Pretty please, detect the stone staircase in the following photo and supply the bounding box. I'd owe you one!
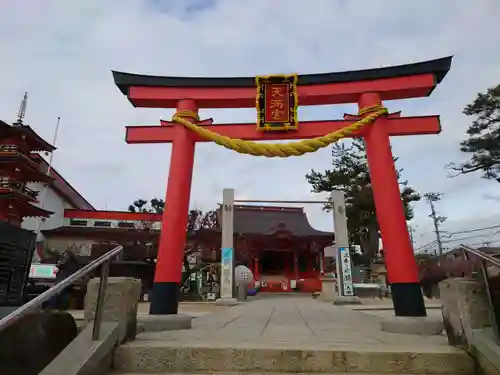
[111,340,474,374]
[109,294,475,375]
[31,276,485,375]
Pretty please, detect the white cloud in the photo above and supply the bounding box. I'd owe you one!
[1,0,499,239]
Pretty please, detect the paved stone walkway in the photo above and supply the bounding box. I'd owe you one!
[136,295,450,349]
[69,301,220,320]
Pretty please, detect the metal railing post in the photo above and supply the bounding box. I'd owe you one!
[92,260,110,341]
[460,249,474,277]
[479,258,500,342]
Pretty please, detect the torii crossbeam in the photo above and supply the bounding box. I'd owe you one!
[113,56,452,317]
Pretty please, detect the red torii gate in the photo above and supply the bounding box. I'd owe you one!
[112,56,452,317]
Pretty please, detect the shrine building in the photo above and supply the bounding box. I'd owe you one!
[199,205,332,293]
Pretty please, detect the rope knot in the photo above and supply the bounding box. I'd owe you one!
[174,110,200,122]
[358,104,388,117]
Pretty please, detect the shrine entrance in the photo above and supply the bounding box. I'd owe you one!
[260,251,287,275]
[113,56,452,317]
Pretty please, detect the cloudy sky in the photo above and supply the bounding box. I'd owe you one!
[1,0,499,251]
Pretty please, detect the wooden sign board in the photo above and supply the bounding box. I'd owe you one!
[256,74,298,132]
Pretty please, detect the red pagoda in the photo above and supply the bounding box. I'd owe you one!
[0,93,54,226]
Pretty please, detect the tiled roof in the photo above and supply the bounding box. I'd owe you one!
[220,205,333,238]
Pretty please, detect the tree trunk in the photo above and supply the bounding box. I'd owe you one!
[359,226,379,282]
[182,253,191,285]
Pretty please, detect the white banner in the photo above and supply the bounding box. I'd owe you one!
[339,247,354,296]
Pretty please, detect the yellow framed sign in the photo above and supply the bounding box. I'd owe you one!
[255,74,298,132]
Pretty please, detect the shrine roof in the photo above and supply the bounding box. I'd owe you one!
[112,56,452,95]
[0,120,56,152]
[222,205,333,238]
[31,154,95,211]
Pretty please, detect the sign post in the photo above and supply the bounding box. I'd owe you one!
[331,190,360,304]
[216,188,238,306]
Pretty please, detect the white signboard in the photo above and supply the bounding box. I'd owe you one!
[339,247,354,296]
[29,264,58,279]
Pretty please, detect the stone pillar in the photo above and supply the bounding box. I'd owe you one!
[216,188,238,306]
[439,277,492,346]
[84,277,141,343]
[319,250,325,275]
[320,277,337,301]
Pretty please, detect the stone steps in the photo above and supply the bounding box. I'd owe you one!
[113,341,474,374]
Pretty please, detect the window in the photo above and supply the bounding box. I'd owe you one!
[117,222,135,228]
[94,221,112,227]
[69,219,87,226]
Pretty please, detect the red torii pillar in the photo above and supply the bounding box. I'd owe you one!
[112,56,452,316]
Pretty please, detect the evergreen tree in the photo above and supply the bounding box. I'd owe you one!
[449,84,500,178]
[128,198,218,284]
[306,139,420,269]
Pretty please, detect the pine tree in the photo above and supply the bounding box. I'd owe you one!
[449,84,500,178]
[306,139,420,269]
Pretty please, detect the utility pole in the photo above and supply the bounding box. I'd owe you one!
[407,224,416,249]
[424,192,447,256]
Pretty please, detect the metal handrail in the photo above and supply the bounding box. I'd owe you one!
[460,244,500,268]
[460,244,500,341]
[0,245,123,340]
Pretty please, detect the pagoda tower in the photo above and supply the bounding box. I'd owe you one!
[0,93,55,226]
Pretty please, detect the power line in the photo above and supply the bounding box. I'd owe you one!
[461,239,500,248]
[442,224,500,236]
[442,231,500,243]
[415,240,437,251]
[415,223,500,250]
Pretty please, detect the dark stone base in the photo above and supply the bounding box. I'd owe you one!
[149,282,180,315]
[391,282,427,317]
[0,311,77,375]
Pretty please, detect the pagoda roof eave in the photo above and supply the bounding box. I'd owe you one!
[23,205,53,218]
[0,120,56,152]
[0,155,54,183]
[0,198,53,218]
[112,56,452,95]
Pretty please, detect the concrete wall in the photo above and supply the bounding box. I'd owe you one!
[22,182,75,233]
